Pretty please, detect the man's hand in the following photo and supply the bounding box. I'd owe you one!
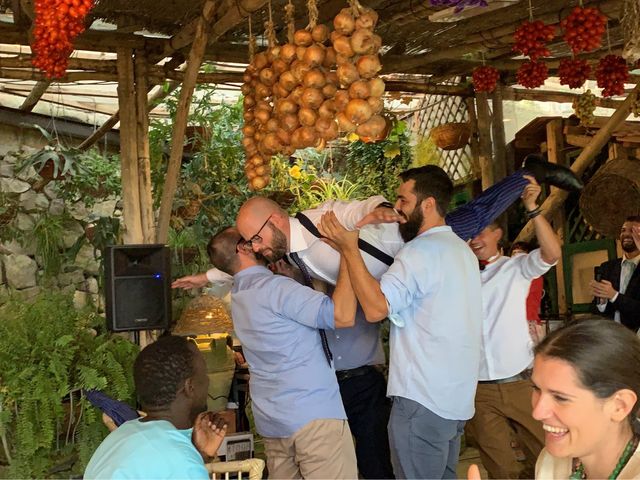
[192,411,228,460]
[319,212,359,252]
[171,273,209,290]
[521,175,541,211]
[355,207,406,229]
[633,225,640,252]
[467,464,482,480]
[589,279,618,301]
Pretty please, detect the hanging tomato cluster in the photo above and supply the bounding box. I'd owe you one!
[595,54,629,97]
[31,0,94,78]
[561,6,607,54]
[512,21,555,61]
[558,59,591,89]
[471,66,500,93]
[517,61,548,89]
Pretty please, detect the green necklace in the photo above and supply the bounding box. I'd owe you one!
[569,435,639,480]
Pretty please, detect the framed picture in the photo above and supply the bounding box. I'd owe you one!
[562,238,617,313]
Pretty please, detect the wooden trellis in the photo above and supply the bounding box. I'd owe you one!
[414,79,477,185]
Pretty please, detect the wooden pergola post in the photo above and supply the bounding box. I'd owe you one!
[156,0,217,243]
[464,96,481,178]
[135,53,155,243]
[476,92,494,189]
[491,84,507,183]
[514,82,640,243]
[116,47,144,244]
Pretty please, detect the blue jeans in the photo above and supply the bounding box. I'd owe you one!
[388,397,466,480]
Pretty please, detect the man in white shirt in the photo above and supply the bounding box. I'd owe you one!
[465,175,561,479]
[319,165,483,480]
[590,216,640,332]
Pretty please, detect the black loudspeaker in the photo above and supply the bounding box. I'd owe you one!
[104,244,171,332]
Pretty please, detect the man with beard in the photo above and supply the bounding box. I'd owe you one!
[84,335,227,479]
[590,215,640,332]
[207,226,358,479]
[229,158,580,479]
[318,165,482,479]
[175,156,582,479]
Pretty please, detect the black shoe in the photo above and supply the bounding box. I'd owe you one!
[523,154,584,192]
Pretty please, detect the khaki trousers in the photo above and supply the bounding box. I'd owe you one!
[466,380,544,479]
[263,418,357,479]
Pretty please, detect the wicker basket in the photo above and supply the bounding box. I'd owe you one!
[429,122,471,150]
[580,157,640,238]
[173,294,233,336]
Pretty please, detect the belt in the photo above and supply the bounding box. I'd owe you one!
[336,365,376,382]
[478,370,531,385]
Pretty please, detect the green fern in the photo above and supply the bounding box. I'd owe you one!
[0,292,138,477]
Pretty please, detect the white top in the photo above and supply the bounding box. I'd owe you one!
[380,226,483,420]
[288,196,404,283]
[479,250,555,381]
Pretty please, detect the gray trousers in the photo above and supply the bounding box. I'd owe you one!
[388,396,466,480]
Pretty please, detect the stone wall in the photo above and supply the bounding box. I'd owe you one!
[0,125,120,310]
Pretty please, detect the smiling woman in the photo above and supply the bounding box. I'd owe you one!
[531,320,640,480]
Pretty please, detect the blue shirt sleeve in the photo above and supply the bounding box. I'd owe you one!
[275,276,336,330]
[379,240,438,327]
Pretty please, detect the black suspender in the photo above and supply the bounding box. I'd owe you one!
[295,212,394,267]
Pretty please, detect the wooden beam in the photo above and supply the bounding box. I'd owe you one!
[476,92,494,189]
[77,81,180,151]
[383,81,473,96]
[156,0,217,243]
[135,53,155,244]
[18,80,50,111]
[0,23,247,61]
[116,48,144,244]
[565,134,592,148]
[0,66,244,83]
[502,87,624,109]
[491,84,507,183]
[163,0,217,55]
[514,83,640,243]
[464,96,481,177]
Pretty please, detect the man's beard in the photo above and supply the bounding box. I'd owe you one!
[622,237,637,253]
[263,224,288,262]
[398,207,424,242]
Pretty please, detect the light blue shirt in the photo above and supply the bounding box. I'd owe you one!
[380,226,482,421]
[231,265,347,438]
[84,419,208,479]
[325,308,385,371]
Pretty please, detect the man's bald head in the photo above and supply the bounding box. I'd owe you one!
[236,196,291,263]
[236,197,287,241]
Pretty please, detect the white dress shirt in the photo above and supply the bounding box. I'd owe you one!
[478,249,555,381]
[380,226,483,421]
[289,196,404,284]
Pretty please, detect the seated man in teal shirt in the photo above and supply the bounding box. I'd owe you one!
[84,335,227,479]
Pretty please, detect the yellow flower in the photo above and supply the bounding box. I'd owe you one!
[288,165,302,179]
[347,132,360,142]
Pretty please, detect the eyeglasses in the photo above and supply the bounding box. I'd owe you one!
[247,215,272,245]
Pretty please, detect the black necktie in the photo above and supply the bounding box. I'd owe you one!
[289,251,333,366]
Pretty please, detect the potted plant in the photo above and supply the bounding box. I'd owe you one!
[16,125,85,191]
